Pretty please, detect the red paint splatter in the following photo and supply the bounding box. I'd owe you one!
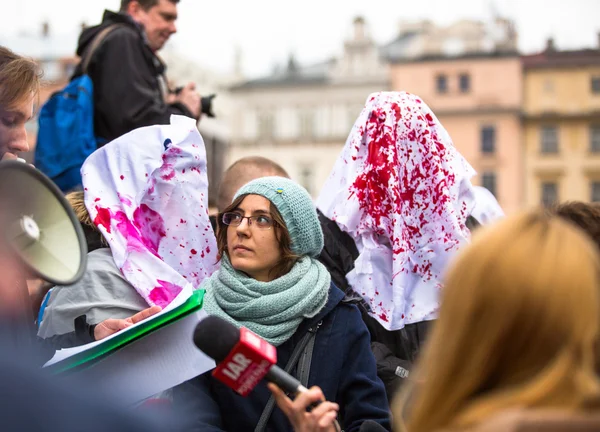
[180,219,186,224]
[378,312,389,322]
[94,198,101,202]
[191,249,197,255]
[149,280,182,308]
[206,246,211,254]
[94,206,112,233]
[120,175,125,180]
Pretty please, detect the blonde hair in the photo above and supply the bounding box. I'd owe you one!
[397,209,600,432]
[65,191,94,227]
[0,46,41,110]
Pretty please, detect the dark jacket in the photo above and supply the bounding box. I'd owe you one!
[175,283,391,432]
[317,210,431,400]
[74,10,193,144]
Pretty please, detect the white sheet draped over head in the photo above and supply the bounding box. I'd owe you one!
[81,115,218,308]
[317,92,476,330]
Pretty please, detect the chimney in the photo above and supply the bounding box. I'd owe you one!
[41,21,50,38]
[545,37,556,52]
[353,16,366,41]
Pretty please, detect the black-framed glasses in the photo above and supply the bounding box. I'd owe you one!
[221,212,275,230]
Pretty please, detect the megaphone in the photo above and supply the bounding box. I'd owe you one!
[0,161,87,285]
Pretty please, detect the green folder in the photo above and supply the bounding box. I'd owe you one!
[46,290,205,375]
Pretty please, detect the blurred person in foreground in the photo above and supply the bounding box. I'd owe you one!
[75,0,200,145]
[394,209,600,431]
[277,209,600,431]
[0,45,160,358]
[0,46,38,161]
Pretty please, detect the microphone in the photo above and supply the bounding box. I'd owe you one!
[193,315,307,397]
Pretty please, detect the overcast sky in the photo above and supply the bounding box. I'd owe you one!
[2,0,599,77]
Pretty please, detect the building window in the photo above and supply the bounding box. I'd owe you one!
[459,74,470,93]
[299,110,315,140]
[541,182,558,207]
[481,172,497,197]
[481,126,496,154]
[590,126,600,153]
[592,181,600,202]
[299,166,313,195]
[258,113,275,139]
[592,76,600,94]
[436,74,448,94]
[540,125,559,154]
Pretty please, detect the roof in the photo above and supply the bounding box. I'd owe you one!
[522,49,600,69]
[230,59,333,91]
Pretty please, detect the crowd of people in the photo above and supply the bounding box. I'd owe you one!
[2,0,600,431]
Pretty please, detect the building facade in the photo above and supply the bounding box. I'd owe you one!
[384,19,523,214]
[227,17,389,197]
[522,38,600,207]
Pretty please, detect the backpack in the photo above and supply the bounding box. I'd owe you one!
[35,24,121,192]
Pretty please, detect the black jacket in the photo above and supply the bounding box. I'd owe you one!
[74,10,193,144]
[317,211,431,401]
[176,284,391,432]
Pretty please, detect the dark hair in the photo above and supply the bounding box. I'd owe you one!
[120,0,180,12]
[549,201,600,252]
[217,194,299,280]
[0,46,41,110]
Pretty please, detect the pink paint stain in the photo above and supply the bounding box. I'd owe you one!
[120,175,125,180]
[378,312,389,323]
[94,198,101,202]
[191,249,197,255]
[133,204,167,257]
[148,280,182,308]
[118,193,132,206]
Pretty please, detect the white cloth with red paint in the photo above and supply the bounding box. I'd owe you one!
[471,186,504,225]
[317,92,476,330]
[81,115,218,308]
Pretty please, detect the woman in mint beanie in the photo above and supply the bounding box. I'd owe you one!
[178,177,391,432]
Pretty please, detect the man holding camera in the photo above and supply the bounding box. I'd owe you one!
[75,0,201,145]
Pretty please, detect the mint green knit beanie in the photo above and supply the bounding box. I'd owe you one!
[233,177,324,257]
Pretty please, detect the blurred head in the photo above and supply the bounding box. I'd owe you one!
[550,201,600,252]
[121,0,179,51]
[217,156,289,213]
[217,177,322,281]
[0,46,40,160]
[400,210,600,432]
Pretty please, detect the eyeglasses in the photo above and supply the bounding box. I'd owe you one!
[221,212,276,230]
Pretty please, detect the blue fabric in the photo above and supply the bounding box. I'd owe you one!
[36,288,53,329]
[175,283,391,432]
[35,74,98,192]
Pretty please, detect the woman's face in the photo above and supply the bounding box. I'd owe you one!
[226,194,282,282]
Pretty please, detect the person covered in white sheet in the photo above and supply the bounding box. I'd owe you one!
[40,116,219,340]
[316,91,478,399]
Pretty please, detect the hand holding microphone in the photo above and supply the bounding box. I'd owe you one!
[193,315,341,431]
[268,383,339,432]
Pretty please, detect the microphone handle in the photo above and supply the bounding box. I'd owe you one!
[265,366,341,432]
[265,365,305,396]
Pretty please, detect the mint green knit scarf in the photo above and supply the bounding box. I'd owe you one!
[202,255,331,346]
